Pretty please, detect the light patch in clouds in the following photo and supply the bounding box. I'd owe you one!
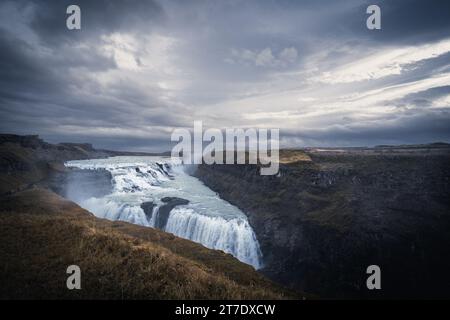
[298,97,317,102]
[243,110,292,120]
[101,33,181,75]
[432,94,450,108]
[315,38,450,84]
[103,34,141,70]
[228,47,298,67]
[340,73,450,109]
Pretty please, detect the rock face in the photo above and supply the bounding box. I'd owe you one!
[194,147,450,298]
[140,201,156,220]
[161,197,190,205]
[154,197,190,230]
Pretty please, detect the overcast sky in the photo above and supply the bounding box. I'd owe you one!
[0,0,449,151]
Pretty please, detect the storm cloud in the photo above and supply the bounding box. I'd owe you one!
[0,0,449,151]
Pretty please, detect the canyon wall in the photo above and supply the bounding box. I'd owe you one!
[194,147,450,298]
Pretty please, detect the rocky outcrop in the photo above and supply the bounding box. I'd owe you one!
[194,147,450,298]
[140,201,156,220]
[154,197,190,230]
[161,197,190,205]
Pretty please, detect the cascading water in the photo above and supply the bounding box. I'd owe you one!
[65,156,263,269]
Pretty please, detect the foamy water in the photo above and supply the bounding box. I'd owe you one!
[65,156,263,268]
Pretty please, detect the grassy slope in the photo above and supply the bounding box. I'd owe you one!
[0,188,297,299]
[0,143,48,194]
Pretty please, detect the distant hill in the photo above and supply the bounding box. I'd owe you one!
[374,142,450,149]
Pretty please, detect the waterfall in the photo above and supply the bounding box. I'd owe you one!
[164,207,261,268]
[65,156,263,269]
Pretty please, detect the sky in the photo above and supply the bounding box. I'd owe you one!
[0,0,449,151]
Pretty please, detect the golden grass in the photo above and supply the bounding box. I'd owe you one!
[279,150,312,164]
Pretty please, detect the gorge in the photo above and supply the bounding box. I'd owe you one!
[64,156,263,269]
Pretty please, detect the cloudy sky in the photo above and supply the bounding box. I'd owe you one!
[0,0,449,151]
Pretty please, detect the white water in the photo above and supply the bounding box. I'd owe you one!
[65,156,263,269]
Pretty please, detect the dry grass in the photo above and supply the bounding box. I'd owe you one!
[0,188,298,300]
[279,150,312,164]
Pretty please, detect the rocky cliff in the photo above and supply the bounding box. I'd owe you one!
[194,146,450,298]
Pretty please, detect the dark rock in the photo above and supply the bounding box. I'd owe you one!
[161,197,189,205]
[154,197,190,230]
[156,162,173,178]
[140,201,156,220]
